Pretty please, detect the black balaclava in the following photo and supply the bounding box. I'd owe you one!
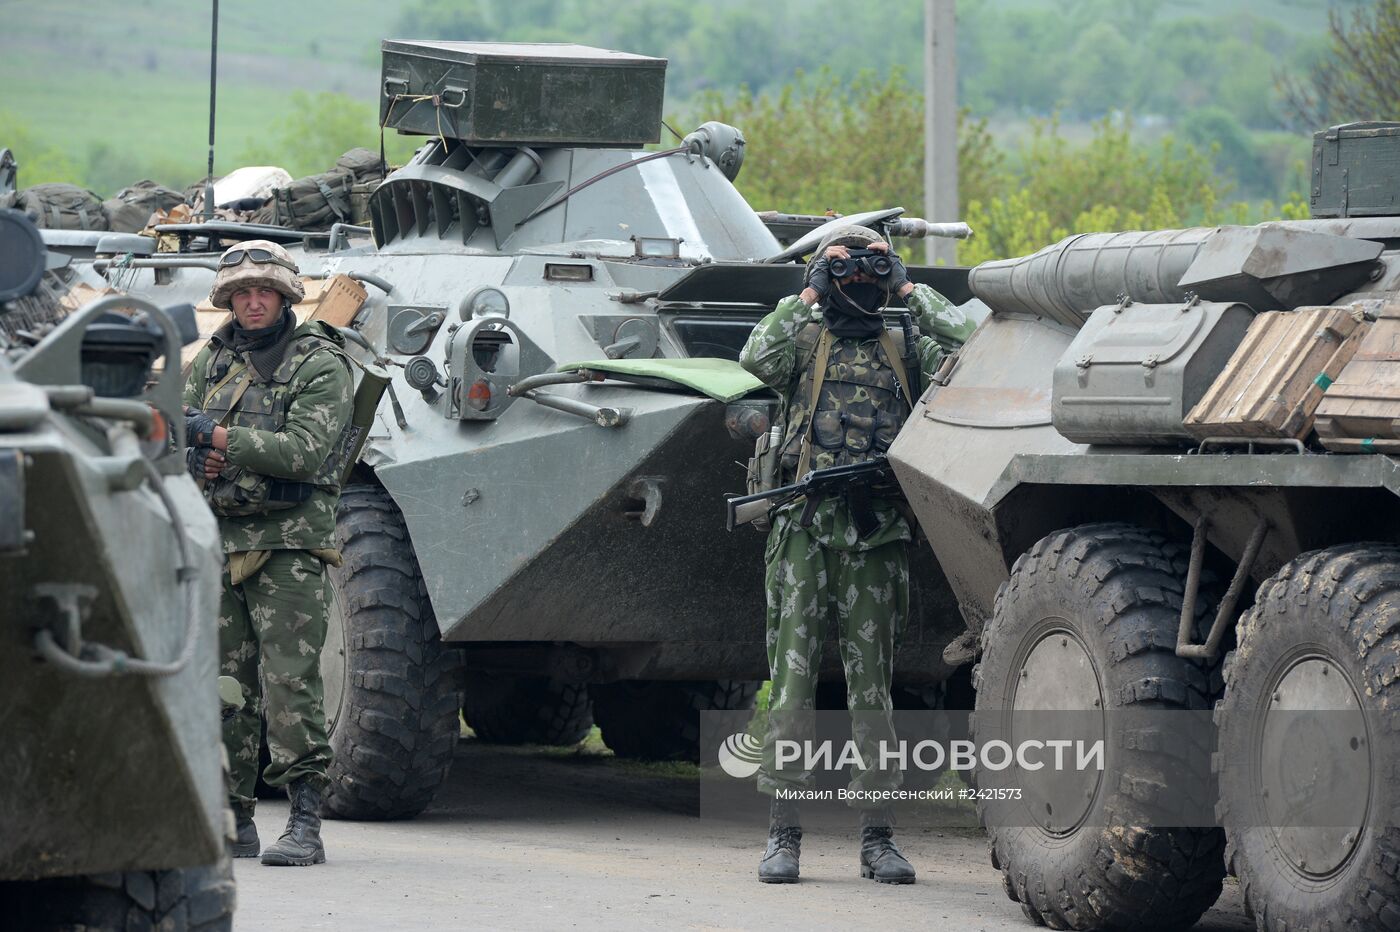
[823,280,888,339]
[228,302,296,380]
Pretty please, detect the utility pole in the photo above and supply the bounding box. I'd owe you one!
[923,0,958,266]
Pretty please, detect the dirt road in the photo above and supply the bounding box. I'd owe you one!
[234,738,1253,930]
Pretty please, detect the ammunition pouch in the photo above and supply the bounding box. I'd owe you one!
[744,424,783,532]
[207,472,315,518]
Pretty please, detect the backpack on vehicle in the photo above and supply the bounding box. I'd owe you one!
[334,147,385,184]
[103,179,187,233]
[334,148,385,226]
[16,183,107,231]
[263,169,356,231]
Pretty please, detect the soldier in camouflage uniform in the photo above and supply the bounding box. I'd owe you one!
[182,240,354,867]
[739,225,976,884]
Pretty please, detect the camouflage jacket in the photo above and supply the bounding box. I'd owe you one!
[739,283,976,550]
[183,320,354,553]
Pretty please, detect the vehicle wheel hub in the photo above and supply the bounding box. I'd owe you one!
[1011,626,1105,836]
[320,578,350,736]
[1260,655,1370,878]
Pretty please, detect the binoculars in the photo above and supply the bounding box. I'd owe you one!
[828,249,894,280]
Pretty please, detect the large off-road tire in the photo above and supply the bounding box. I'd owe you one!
[974,523,1226,931]
[463,673,594,746]
[590,680,759,762]
[1,857,236,931]
[1216,543,1400,931]
[321,483,463,821]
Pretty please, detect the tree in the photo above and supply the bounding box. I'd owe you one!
[959,117,1232,264]
[1279,0,1400,128]
[686,68,1002,218]
[238,93,418,179]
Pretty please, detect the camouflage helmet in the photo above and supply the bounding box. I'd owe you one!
[209,239,305,310]
[805,223,886,285]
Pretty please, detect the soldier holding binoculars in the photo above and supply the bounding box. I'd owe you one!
[739,224,976,885]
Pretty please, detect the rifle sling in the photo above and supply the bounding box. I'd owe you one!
[794,328,833,481]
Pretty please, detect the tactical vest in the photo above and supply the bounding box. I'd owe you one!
[200,332,352,517]
[778,323,916,480]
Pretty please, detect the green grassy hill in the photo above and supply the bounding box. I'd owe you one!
[0,0,396,189]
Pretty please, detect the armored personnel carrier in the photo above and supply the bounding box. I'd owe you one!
[0,210,233,929]
[890,122,1400,930]
[59,41,976,820]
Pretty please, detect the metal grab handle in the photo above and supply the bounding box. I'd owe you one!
[383,77,410,97]
[438,86,469,108]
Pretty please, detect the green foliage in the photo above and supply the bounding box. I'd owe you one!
[393,0,1320,132]
[686,68,1001,219]
[959,117,1234,264]
[1279,0,1400,127]
[238,92,418,179]
[0,111,86,188]
[686,71,1311,266]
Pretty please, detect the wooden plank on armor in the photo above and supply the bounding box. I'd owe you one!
[1316,299,1400,452]
[300,274,368,328]
[1184,305,1369,440]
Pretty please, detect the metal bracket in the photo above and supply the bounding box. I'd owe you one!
[931,350,960,387]
[1176,514,1269,661]
[33,583,98,655]
[1193,437,1306,456]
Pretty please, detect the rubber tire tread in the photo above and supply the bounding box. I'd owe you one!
[975,522,1226,931]
[321,483,463,821]
[463,673,594,746]
[1,857,236,932]
[590,680,759,762]
[1216,543,1400,932]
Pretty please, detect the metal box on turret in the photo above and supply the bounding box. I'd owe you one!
[1311,122,1400,218]
[379,40,667,147]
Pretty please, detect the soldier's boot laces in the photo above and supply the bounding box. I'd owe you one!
[261,780,326,867]
[232,808,260,858]
[758,799,801,884]
[859,808,915,884]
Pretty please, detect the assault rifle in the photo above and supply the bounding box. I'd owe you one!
[724,456,898,538]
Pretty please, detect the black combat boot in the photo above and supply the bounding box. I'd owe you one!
[232,805,260,858]
[260,780,326,866]
[758,798,801,884]
[859,807,915,884]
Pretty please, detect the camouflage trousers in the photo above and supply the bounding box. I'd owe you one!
[757,520,909,798]
[219,549,333,813]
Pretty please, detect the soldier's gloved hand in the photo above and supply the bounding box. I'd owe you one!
[184,406,218,448]
[185,444,212,481]
[186,446,226,482]
[880,253,911,294]
[805,257,833,304]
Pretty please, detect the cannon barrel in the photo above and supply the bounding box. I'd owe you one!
[968,227,1213,328]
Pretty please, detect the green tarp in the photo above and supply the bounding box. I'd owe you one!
[558,357,768,403]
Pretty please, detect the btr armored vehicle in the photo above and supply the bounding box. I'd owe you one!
[57,41,975,820]
[0,210,233,929]
[890,122,1400,930]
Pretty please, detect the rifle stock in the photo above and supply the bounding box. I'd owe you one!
[723,456,895,532]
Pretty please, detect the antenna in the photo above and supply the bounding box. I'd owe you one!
[203,0,219,222]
